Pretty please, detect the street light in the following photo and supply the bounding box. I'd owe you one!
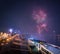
[9,29,13,33]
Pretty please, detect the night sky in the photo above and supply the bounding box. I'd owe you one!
[0,0,60,34]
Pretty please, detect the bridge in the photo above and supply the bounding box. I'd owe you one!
[0,33,60,54]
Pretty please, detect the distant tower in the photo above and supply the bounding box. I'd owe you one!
[57,35,60,42]
[53,30,56,43]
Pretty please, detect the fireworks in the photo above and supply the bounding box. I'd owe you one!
[32,9,46,23]
[32,9,47,33]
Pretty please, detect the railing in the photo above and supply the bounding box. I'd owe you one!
[40,45,54,54]
[28,39,60,54]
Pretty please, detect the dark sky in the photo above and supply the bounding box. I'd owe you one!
[0,0,60,34]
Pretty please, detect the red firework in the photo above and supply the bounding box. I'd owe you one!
[32,9,47,33]
[32,9,47,23]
